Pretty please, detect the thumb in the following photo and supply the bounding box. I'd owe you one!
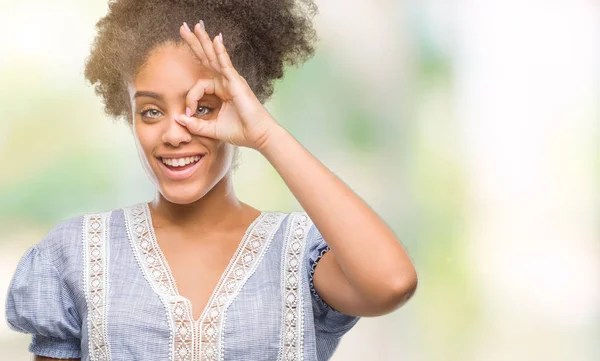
[176,114,218,139]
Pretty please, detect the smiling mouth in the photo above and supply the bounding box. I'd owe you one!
[157,155,205,180]
[161,157,202,171]
[159,155,203,169]
[164,161,196,171]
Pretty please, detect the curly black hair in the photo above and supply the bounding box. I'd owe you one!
[84,0,319,124]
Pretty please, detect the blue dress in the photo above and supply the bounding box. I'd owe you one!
[5,202,360,361]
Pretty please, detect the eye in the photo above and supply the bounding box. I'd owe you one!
[195,105,212,117]
[140,108,163,119]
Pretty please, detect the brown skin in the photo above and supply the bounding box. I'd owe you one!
[131,41,238,206]
[35,21,418,359]
[148,23,417,318]
[130,38,263,321]
[172,23,417,315]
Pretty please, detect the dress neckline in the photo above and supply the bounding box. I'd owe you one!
[120,203,299,360]
[141,202,265,323]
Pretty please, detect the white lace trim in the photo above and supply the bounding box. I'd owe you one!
[124,203,284,361]
[83,211,112,361]
[279,212,311,361]
[204,211,284,361]
[124,204,194,361]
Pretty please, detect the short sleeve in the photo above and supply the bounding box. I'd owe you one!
[5,245,82,359]
[306,221,360,337]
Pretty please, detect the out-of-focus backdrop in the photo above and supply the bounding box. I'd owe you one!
[1,0,599,360]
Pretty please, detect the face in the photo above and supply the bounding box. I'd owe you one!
[128,42,234,205]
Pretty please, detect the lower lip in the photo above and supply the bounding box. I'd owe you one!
[157,157,204,180]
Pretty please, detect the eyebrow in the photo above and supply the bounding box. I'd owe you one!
[134,91,170,101]
[133,90,219,102]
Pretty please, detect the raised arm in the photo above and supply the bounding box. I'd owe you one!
[174,21,418,317]
[258,125,418,317]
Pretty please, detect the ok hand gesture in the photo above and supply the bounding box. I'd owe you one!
[176,21,278,150]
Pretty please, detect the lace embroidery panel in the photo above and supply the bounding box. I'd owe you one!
[279,212,311,361]
[204,212,285,361]
[124,204,195,361]
[83,212,112,361]
[124,203,285,361]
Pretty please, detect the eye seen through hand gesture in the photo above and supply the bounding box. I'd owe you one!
[176,21,277,149]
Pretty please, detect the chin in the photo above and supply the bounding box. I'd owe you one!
[157,182,211,205]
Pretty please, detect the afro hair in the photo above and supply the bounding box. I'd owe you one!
[84,0,319,124]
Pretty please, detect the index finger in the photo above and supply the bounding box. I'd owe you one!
[185,78,216,118]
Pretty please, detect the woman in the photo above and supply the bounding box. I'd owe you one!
[5,0,418,360]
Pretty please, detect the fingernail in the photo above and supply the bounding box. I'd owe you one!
[183,22,191,32]
[219,32,223,43]
[185,107,191,117]
[199,20,205,31]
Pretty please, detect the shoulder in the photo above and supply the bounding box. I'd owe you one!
[35,206,117,268]
[265,211,321,251]
[34,214,84,266]
[275,210,312,225]
[265,211,315,235]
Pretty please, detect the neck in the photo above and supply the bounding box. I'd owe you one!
[148,171,244,232]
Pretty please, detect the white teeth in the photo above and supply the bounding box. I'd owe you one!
[161,155,201,167]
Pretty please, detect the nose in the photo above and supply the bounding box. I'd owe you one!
[161,114,192,147]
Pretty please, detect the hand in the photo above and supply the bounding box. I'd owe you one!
[176,21,279,150]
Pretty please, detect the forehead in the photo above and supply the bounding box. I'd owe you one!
[131,43,212,95]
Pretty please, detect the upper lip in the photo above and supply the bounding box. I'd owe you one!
[156,152,205,159]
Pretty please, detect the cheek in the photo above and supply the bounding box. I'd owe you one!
[205,142,235,176]
[215,142,235,164]
[133,124,157,156]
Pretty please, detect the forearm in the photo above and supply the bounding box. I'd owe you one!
[259,124,417,303]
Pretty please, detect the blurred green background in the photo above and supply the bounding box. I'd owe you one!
[1,0,598,360]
